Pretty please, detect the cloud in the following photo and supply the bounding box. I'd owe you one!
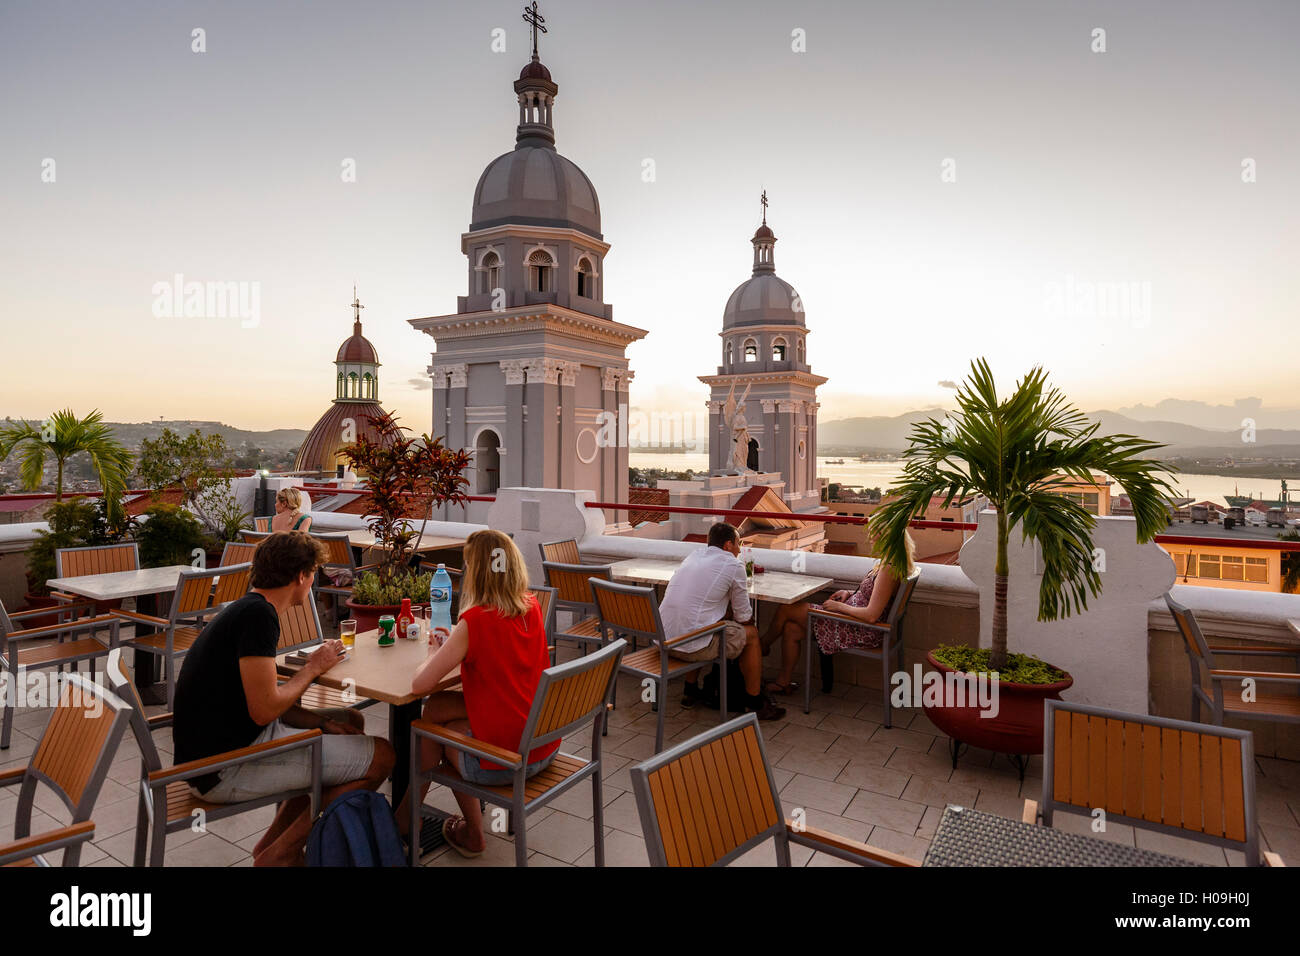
[407,377,432,391]
[938,380,958,389]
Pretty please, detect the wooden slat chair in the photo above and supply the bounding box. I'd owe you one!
[539,538,581,565]
[0,821,95,867]
[0,669,132,866]
[254,516,272,532]
[1,598,121,750]
[631,714,921,867]
[105,649,323,866]
[408,638,627,867]
[276,596,378,712]
[1024,699,1284,866]
[111,563,253,711]
[803,568,921,727]
[313,532,381,622]
[220,540,259,567]
[51,542,140,608]
[527,585,557,655]
[591,578,730,752]
[1165,594,1300,726]
[542,561,612,659]
[239,530,272,544]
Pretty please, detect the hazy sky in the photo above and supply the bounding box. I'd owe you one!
[1,0,1296,434]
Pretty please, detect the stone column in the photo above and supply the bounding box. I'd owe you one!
[615,370,633,509]
[500,359,527,488]
[706,400,723,473]
[524,358,563,487]
[601,368,620,502]
[429,365,449,443]
[761,399,778,475]
[778,400,797,494]
[559,361,579,489]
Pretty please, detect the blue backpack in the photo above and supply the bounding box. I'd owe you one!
[306,790,407,867]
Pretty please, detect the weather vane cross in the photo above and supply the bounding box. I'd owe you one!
[522,2,547,60]
[760,189,768,225]
[351,283,364,323]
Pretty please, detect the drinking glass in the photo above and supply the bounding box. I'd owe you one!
[339,619,357,654]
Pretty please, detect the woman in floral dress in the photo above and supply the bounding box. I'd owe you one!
[760,532,915,694]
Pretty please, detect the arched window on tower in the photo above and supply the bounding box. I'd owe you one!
[797,339,805,363]
[772,337,787,362]
[529,249,554,293]
[743,339,758,363]
[363,373,374,399]
[348,372,359,398]
[480,251,501,295]
[337,372,345,399]
[576,257,593,298]
[726,341,734,366]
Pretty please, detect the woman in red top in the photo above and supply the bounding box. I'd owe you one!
[395,529,557,858]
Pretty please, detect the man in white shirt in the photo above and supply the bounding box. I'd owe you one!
[658,522,786,720]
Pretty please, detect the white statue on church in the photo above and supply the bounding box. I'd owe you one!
[722,382,753,473]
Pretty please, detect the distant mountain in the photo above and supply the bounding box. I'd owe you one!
[0,418,309,451]
[1111,398,1300,431]
[816,408,1300,455]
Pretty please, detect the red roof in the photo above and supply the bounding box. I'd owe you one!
[336,320,379,364]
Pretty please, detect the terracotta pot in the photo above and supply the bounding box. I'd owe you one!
[344,599,428,635]
[922,649,1074,756]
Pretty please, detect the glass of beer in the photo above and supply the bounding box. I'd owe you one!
[339,619,357,654]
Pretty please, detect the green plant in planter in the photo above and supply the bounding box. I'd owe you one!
[339,414,470,606]
[136,503,206,568]
[870,359,1175,677]
[27,498,122,596]
[351,569,433,607]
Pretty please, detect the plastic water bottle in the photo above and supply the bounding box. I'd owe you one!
[428,564,453,647]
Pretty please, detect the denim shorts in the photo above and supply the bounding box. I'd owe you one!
[196,709,375,804]
[455,741,556,786]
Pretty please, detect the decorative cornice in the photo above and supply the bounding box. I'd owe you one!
[410,307,647,349]
[431,363,468,388]
[499,359,528,386]
[698,370,829,389]
[460,223,612,258]
[523,356,566,385]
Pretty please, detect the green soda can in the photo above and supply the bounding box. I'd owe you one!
[378,614,396,647]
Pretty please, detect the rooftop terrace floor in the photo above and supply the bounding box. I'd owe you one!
[5,645,1299,867]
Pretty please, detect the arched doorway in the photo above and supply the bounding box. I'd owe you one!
[475,429,501,495]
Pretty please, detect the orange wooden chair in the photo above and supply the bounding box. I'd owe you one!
[1024,698,1284,866]
[538,539,581,565]
[631,714,920,867]
[0,668,132,866]
[51,542,140,608]
[219,541,259,567]
[541,560,612,659]
[0,821,96,867]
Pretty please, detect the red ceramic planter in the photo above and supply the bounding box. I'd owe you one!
[922,649,1073,755]
[344,599,428,635]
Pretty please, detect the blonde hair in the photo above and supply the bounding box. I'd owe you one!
[459,529,532,618]
[872,529,916,581]
[276,487,303,510]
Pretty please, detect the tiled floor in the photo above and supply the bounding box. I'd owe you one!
[4,652,1299,867]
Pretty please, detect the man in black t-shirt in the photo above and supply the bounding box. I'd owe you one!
[172,531,394,866]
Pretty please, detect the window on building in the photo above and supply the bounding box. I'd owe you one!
[480,251,500,294]
[363,373,373,399]
[1221,555,1245,581]
[337,371,345,399]
[743,339,758,362]
[348,372,358,398]
[1245,556,1268,583]
[576,257,593,298]
[529,250,553,292]
[1173,553,1197,577]
[726,341,734,365]
[797,339,805,363]
[772,337,787,362]
[1199,554,1221,579]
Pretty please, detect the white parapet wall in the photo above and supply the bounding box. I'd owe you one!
[960,510,1176,714]
[486,488,607,586]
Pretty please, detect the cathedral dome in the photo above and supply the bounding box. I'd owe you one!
[722,273,804,329]
[471,147,602,238]
[336,321,378,363]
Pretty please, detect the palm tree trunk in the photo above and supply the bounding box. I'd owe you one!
[990,509,1009,670]
[55,456,65,502]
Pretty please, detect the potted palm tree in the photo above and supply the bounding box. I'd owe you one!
[870,360,1174,761]
[0,408,134,523]
[338,415,470,632]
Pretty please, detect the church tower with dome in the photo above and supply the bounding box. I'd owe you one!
[294,288,396,476]
[699,196,828,513]
[410,7,646,520]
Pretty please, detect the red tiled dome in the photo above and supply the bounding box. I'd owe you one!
[336,321,378,364]
[519,58,552,82]
[753,224,775,241]
[293,402,393,475]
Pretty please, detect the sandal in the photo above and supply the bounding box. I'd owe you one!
[442,815,485,859]
[764,679,799,695]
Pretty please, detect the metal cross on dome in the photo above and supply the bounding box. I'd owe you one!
[351,283,364,322]
[760,189,768,225]
[523,2,547,60]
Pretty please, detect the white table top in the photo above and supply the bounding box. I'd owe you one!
[345,529,466,553]
[609,558,832,606]
[46,565,194,601]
